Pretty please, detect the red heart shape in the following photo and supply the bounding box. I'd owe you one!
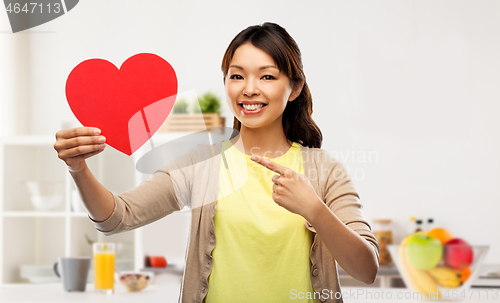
[66,53,177,155]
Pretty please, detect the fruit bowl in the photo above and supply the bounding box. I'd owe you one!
[388,244,488,300]
[116,271,154,292]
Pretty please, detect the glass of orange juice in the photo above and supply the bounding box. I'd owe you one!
[93,243,115,294]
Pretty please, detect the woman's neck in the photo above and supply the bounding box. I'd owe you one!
[230,120,292,159]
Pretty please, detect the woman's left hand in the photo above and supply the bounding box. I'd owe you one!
[250,154,323,220]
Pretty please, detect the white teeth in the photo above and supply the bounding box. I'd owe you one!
[242,104,264,111]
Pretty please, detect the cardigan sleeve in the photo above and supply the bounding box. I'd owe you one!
[90,145,200,235]
[305,151,380,259]
[89,168,181,235]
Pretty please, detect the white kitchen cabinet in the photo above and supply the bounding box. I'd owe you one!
[0,133,191,285]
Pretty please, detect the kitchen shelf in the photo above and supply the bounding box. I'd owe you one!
[3,212,67,218]
[0,137,125,284]
[0,133,196,285]
[0,136,56,146]
[2,217,66,284]
[69,212,91,218]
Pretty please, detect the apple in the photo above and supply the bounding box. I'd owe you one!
[444,238,474,270]
[406,233,443,270]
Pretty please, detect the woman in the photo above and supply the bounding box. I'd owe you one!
[54,22,379,303]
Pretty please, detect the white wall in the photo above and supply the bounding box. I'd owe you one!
[1,0,499,263]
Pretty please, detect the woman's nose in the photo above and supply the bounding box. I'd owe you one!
[243,79,259,97]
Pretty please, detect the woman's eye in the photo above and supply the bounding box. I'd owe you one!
[229,74,243,80]
[262,75,276,80]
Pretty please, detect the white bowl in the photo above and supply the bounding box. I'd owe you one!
[116,271,155,292]
[20,264,59,283]
[20,264,53,275]
[25,181,63,211]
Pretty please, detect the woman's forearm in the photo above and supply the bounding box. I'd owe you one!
[307,199,379,284]
[70,162,115,222]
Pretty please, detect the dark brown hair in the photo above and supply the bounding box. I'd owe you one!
[221,22,323,148]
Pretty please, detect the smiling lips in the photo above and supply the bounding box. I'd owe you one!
[238,102,268,114]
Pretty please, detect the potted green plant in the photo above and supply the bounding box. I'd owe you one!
[172,98,190,114]
[192,92,225,129]
[191,92,221,115]
[160,93,225,133]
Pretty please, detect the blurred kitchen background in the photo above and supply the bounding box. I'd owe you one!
[1,0,499,288]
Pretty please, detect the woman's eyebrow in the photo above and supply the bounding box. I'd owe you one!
[229,64,278,70]
[259,65,278,70]
[229,65,243,70]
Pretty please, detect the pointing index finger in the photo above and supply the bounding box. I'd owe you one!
[250,154,286,175]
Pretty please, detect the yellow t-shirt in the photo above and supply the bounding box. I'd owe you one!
[205,140,317,303]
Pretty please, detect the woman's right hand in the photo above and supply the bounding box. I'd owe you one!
[54,127,106,173]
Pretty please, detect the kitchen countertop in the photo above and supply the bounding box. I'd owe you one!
[339,263,500,288]
[338,263,400,276]
[1,272,499,303]
[0,273,183,303]
[338,287,499,302]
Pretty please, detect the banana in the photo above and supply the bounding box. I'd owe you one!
[399,240,422,291]
[428,266,462,289]
[408,265,442,298]
[399,235,441,299]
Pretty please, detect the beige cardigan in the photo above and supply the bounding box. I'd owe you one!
[90,141,380,303]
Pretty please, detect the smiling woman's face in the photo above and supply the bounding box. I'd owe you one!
[225,43,298,130]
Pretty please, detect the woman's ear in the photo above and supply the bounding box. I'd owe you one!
[288,80,304,102]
